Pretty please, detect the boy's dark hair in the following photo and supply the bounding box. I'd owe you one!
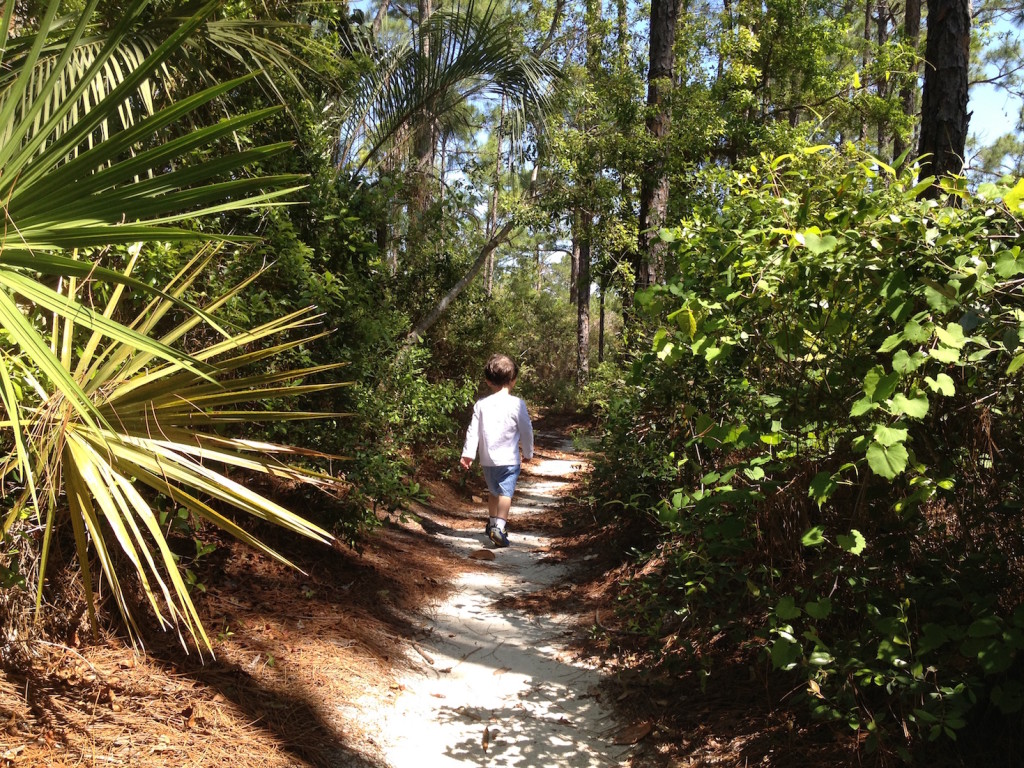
[484,354,518,386]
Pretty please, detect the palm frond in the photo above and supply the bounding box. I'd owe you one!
[0,0,345,653]
[5,248,347,652]
[337,0,559,170]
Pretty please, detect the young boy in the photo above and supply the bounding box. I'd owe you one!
[460,354,534,548]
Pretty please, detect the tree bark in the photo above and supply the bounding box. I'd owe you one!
[636,0,682,292]
[409,0,436,245]
[486,97,506,296]
[893,0,921,164]
[536,243,543,293]
[917,0,971,196]
[372,0,391,38]
[570,212,580,305]
[876,0,890,157]
[577,219,591,390]
[860,0,871,143]
[598,284,605,364]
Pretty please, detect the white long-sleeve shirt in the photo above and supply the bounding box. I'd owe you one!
[461,389,533,467]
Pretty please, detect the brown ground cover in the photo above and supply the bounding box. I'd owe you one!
[0,469,483,768]
[5,416,1011,767]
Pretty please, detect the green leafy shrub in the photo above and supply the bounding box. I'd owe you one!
[593,147,1024,756]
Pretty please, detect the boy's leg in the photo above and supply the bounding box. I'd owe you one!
[490,494,513,547]
[494,495,512,528]
[486,465,518,547]
[486,493,499,535]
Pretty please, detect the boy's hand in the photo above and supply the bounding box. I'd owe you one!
[460,456,472,470]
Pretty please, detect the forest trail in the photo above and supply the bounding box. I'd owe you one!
[355,433,634,768]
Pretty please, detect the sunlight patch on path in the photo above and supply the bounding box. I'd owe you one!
[357,450,632,768]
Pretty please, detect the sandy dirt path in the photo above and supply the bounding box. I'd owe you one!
[356,435,634,768]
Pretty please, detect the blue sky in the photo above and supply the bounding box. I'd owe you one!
[970,82,1020,145]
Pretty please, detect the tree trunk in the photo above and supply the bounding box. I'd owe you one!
[893,0,921,164]
[409,0,436,245]
[636,0,682,292]
[536,243,543,293]
[570,212,580,305]
[860,0,871,143]
[917,0,971,196]
[616,0,630,67]
[372,0,391,38]
[577,219,591,390]
[876,0,889,157]
[486,97,506,296]
[598,284,605,364]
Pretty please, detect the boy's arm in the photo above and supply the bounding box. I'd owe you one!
[460,404,480,469]
[519,399,534,461]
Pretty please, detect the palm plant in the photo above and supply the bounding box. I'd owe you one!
[337,0,558,172]
[0,0,345,651]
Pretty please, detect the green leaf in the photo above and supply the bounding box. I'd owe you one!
[924,373,956,396]
[889,393,929,418]
[634,288,656,308]
[935,323,966,349]
[864,366,899,402]
[809,649,834,666]
[918,623,950,654]
[867,441,909,479]
[960,636,1014,674]
[801,231,838,254]
[809,472,838,507]
[801,526,827,547]
[929,346,961,364]
[1004,178,1024,212]
[903,319,931,343]
[776,596,803,620]
[1008,353,1024,375]
[977,182,1001,200]
[850,396,877,417]
[892,350,924,374]
[995,251,1024,278]
[771,637,802,670]
[837,529,866,555]
[873,425,909,446]
[878,333,903,353]
[877,637,906,665]
[968,616,1001,638]
[805,598,832,620]
[992,682,1024,714]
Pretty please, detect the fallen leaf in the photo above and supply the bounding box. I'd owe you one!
[469,550,496,561]
[482,726,490,753]
[493,666,510,676]
[612,721,653,745]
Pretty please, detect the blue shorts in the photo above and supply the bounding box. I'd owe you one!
[482,464,521,498]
